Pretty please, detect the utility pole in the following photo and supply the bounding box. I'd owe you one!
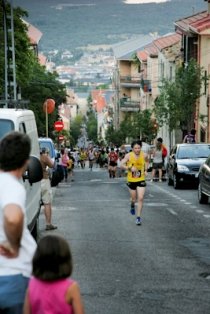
[1,0,17,107]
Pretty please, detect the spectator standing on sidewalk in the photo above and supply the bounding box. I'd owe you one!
[0,132,37,313]
[61,148,69,182]
[121,139,149,226]
[23,235,84,314]
[150,139,163,182]
[40,147,57,231]
[150,138,167,182]
[183,128,196,143]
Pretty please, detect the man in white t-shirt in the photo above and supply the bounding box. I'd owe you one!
[0,132,37,313]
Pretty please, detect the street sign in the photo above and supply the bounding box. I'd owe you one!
[54,120,64,131]
[58,135,64,141]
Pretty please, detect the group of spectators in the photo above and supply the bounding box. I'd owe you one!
[0,132,84,314]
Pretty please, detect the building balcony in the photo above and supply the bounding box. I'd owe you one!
[140,79,152,93]
[120,76,141,88]
[120,98,140,112]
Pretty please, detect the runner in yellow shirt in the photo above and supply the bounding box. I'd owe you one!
[121,140,149,225]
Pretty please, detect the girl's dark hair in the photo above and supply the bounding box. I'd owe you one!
[131,140,142,148]
[32,235,73,281]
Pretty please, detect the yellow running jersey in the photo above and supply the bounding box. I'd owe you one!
[127,151,145,182]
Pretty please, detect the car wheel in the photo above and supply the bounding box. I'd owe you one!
[198,183,209,204]
[173,174,180,189]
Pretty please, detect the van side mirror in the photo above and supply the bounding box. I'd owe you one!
[23,155,43,184]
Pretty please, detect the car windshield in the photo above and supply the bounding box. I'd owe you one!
[0,120,14,139]
[177,145,210,159]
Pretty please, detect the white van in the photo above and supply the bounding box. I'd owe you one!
[0,108,43,239]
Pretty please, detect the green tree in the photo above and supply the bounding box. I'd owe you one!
[70,115,84,145]
[132,52,141,69]
[106,110,156,145]
[177,59,205,131]
[21,62,66,138]
[86,111,97,143]
[0,2,66,139]
[105,125,125,146]
[131,109,157,141]
[154,59,205,135]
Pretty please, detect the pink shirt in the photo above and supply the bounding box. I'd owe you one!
[28,277,75,314]
[61,154,69,167]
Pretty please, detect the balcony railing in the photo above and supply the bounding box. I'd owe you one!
[120,98,140,112]
[120,76,141,88]
[140,79,152,93]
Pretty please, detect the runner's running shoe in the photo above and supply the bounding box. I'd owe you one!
[130,206,135,215]
[136,217,141,225]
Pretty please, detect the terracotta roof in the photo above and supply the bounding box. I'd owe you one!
[190,14,210,33]
[23,20,42,44]
[91,90,106,113]
[144,43,158,57]
[174,11,210,34]
[38,53,47,66]
[153,33,181,51]
[137,50,148,62]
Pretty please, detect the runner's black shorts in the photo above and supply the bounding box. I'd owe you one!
[109,161,117,167]
[127,181,146,190]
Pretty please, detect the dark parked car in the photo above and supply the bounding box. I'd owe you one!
[167,143,210,189]
[198,155,210,204]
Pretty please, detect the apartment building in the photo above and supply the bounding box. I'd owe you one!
[174,0,210,142]
[112,36,152,128]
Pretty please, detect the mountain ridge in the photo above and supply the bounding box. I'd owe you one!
[14,0,206,53]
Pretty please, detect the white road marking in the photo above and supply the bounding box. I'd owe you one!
[144,202,168,207]
[53,206,77,211]
[167,209,178,216]
[90,179,102,182]
[203,215,210,218]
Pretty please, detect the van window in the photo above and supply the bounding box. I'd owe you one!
[39,141,55,159]
[0,119,14,139]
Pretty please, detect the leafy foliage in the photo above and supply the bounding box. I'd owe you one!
[0,2,66,138]
[106,109,156,145]
[70,115,84,145]
[21,62,66,138]
[86,111,97,143]
[154,59,205,132]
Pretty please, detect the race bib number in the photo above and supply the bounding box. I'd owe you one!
[132,170,141,178]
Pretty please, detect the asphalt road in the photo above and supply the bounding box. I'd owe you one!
[39,165,210,314]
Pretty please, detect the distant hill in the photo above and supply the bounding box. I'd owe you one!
[14,0,206,53]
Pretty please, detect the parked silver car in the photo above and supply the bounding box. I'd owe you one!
[198,155,210,204]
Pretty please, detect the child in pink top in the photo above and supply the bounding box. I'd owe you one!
[23,235,84,314]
